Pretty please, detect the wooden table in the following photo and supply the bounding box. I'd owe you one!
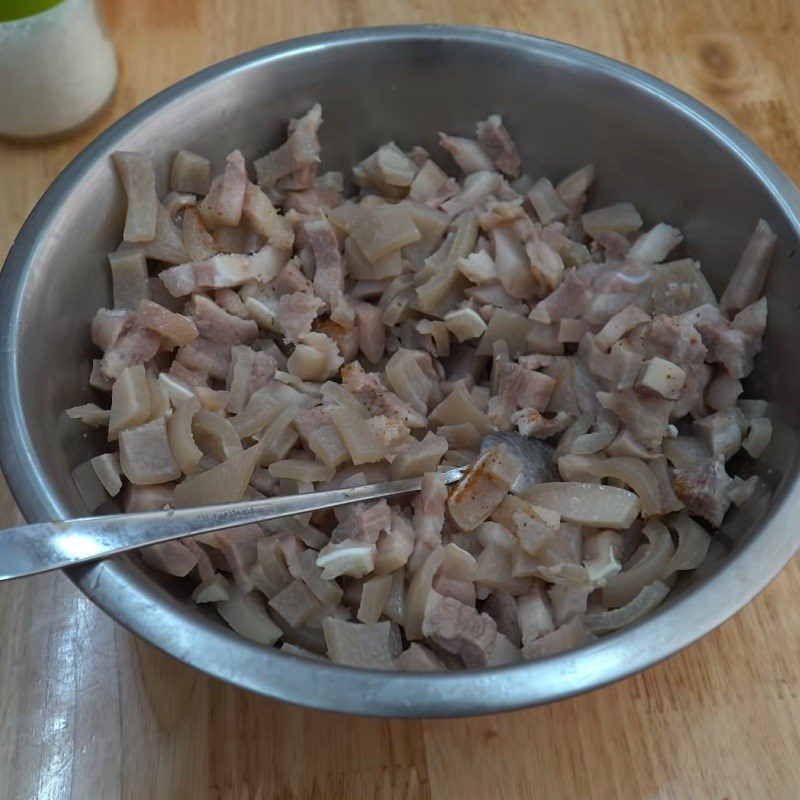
[2,2,800,797]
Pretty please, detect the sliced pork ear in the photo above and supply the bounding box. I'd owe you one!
[322,618,395,670]
[372,511,414,575]
[190,295,258,344]
[384,348,443,415]
[597,390,674,452]
[276,292,325,343]
[521,615,590,659]
[197,150,247,228]
[100,325,162,381]
[217,585,283,646]
[475,114,521,178]
[342,361,426,428]
[143,204,189,264]
[137,300,198,347]
[448,445,520,531]
[119,419,181,485]
[406,472,447,575]
[528,178,568,224]
[172,442,264,507]
[390,432,448,478]
[182,207,218,261]
[109,249,149,311]
[113,151,158,242]
[254,104,323,188]
[65,403,110,429]
[141,541,198,577]
[670,458,733,526]
[438,133,494,174]
[556,164,595,208]
[354,302,386,363]
[163,191,197,220]
[328,405,384,466]
[422,592,498,667]
[92,308,134,352]
[305,216,345,308]
[166,397,202,475]
[409,159,452,203]
[192,250,276,290]
[395,643,445,671]
[581,202,643,239]
[242,181,294,251]
[170,149,211,195]
[268,580,321,627]
[683,304,762,379]
[719,219,776,314]
[108,364,150,441]
[487,363,555,429]
[516,582,556,645]
[286,332,343,381]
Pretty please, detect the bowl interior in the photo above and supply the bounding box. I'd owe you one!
[3,28,799,713]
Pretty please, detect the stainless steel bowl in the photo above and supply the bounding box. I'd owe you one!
[2,25,799,717]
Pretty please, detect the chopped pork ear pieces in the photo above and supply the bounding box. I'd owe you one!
[69,107,774,669]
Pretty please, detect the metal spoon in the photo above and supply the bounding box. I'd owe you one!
[0,432,554,582]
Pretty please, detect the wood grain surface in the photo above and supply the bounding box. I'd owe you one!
[2,1,800,798]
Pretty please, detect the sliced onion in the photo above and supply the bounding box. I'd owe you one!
[522,482,641,529]
[571,409,620,455]
[585,581,670,633]
[554,411,592,457]
[558,454,605,483]
[662,512,711,574]
[601,520,675,607]
[588,457,662,517]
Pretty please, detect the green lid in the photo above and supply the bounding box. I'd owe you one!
[0,0,65,23]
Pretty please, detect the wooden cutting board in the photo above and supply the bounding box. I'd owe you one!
[2,1,800,797]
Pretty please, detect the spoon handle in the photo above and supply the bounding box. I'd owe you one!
[0,467,466,582]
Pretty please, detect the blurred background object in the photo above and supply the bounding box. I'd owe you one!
[0,0,117,140]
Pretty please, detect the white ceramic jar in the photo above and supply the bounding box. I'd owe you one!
[0,0,118,140]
